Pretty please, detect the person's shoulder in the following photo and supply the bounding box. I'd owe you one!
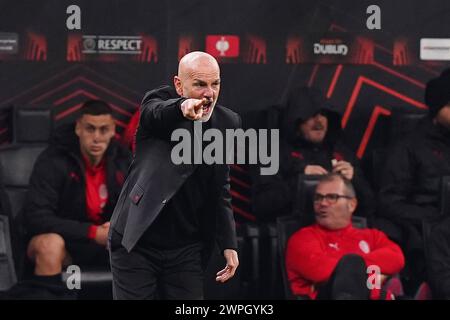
[214,104,241,124]
[215,104,238,116]
[31,145,69,179]
[392,120,434,148]
[357,227,391,242]
[39,125,80,164]
[142,85,178,103]
[36,137,68,162]
[388,133,425,155]
[291,224,318,241]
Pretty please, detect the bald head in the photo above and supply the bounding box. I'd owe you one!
[178,51,220,80]
[174,51,221,122]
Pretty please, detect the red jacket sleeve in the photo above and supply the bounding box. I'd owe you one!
[87,225,98,240]
[363,229,405,275]
[122,111,140,152]
[286,228,340,283]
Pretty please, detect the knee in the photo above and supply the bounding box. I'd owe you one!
[28,233,66,260]
[336,254,366,270]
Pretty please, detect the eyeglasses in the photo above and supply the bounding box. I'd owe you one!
[313,193,353,204]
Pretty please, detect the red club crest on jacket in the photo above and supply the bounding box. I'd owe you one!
[291,151,304,160]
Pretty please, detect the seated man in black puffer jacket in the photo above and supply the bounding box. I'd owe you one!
[380,68,450,292]
[21,100,131,296]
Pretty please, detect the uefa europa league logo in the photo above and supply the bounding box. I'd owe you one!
[216,37,230,56]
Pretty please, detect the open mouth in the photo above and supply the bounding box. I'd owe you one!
[312,125,324,131]
[316,211,328,218]
[202,102,212,114]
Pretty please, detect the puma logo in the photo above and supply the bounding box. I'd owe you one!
[329,242,339,250]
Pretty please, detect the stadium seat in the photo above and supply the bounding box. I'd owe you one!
[420,177,450,299]
[276,215,302,299]
[256,222,283,299]
[293,174,321,227]
[368,110,427,191]
[0,214,17,292]
[12,106,53,145]
[264,223,283,299]
[388,110,427,143]
[0,105,52,219]
[421,219,438,299]
[0,145,47,278]
[0,145,47,220]
[239,223,262,298]
[440,176,450,217]
[370,148,387,191]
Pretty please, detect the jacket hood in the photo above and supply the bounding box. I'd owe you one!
[50,123,80,151]
[280,86,343,145]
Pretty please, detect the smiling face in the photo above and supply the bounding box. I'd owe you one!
[174,52,221,122]
[313,178,357,230]
[299,112,328,144]
[76,114,116,166]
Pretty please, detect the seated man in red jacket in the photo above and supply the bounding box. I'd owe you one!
[286,173,404,299]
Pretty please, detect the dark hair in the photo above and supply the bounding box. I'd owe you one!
[79,100,113,117]
[317,173,356,198]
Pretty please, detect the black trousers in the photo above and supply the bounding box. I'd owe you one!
[316,254,370,300]
[109,230,204,300]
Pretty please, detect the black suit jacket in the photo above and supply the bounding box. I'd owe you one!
[109,86,240,264]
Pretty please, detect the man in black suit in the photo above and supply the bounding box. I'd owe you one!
[109,51,240,299]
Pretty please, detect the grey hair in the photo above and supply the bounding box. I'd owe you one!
[316,173,356,198]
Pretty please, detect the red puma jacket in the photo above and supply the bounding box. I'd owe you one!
[286,223,405,299]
